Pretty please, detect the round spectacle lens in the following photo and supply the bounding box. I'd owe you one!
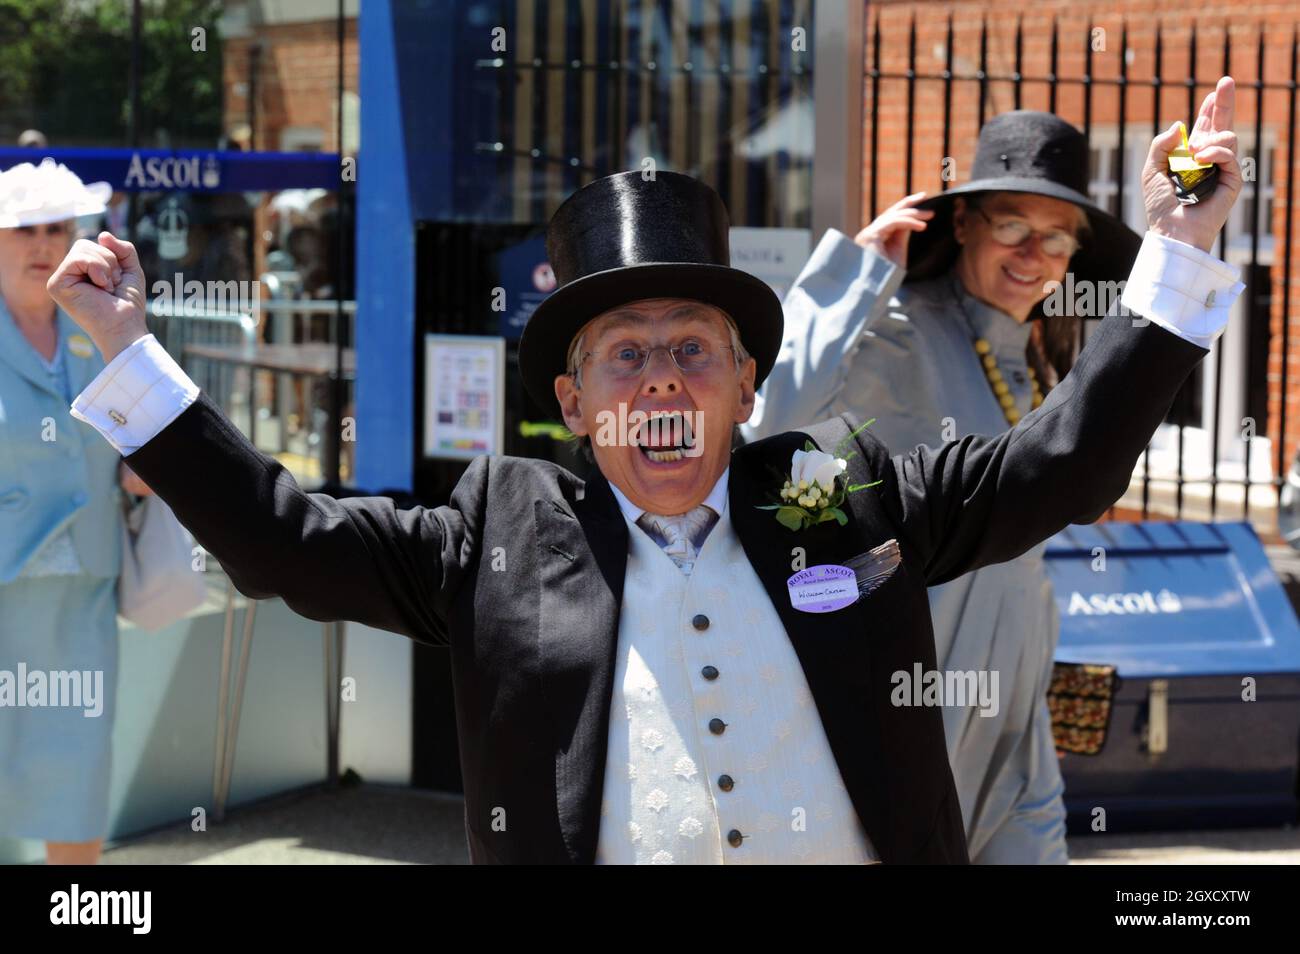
[990,220,1032,246]
[1039,233,1079,258]
[989,219,1078,258]
[603,339,723,379]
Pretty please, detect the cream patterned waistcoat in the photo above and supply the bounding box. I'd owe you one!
[594,498,878,864]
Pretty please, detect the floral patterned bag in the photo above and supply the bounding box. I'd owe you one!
[1048,662,1120,756]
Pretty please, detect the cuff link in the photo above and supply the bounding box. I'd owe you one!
[1205,289,1217,308]
[109,409,128,426]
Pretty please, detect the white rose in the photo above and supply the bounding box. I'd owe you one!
[790,448,847,495]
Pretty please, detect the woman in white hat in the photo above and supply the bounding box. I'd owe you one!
[0,158,151,863]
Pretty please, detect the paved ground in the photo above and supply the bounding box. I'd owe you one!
[97,782,1299,865]
[102,784,471,865]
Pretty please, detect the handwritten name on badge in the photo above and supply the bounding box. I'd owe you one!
[787,564,858,613]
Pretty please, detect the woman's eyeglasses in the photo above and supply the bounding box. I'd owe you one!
[574,337,735,380]
[970,205,1082,259]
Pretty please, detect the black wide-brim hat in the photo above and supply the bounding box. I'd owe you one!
[905,111,1141,292]
[520,170,783,419]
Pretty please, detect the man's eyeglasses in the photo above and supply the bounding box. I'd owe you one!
[970,205,1082,259]
[573,337,736,380]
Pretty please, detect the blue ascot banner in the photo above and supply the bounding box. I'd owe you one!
[0,147,341,193]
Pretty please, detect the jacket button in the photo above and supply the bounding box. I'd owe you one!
[708,718,727,735]
[718,774,734,792]
[701,665,719,681]
[692,614,709,631]
[727,829,744,848]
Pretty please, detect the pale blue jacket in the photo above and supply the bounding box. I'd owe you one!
[0,300,123,584]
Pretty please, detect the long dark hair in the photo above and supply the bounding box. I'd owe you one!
[904,192,1091,393]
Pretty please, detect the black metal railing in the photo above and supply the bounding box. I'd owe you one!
[473,0,815,229]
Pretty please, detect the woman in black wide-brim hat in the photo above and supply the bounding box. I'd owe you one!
[745,110,1141,863]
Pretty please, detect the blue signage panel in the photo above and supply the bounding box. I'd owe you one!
[0,147,341,193]
[495,235,554,340]
[1044,521,1300,677]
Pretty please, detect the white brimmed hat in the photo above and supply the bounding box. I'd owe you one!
[0,157,112,228]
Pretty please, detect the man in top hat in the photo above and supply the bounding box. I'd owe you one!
[49,79,1243,864]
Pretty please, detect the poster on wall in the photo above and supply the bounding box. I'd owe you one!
[423,334,506,460]
[728,226,811,301]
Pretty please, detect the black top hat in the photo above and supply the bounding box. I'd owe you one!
[906,111,1141,293]
[520,170,783,418]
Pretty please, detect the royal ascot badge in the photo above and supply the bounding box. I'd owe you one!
[787,564,859,613]
[755,418,882,532]
[1167,120,1219,205]
[67,334,95,359]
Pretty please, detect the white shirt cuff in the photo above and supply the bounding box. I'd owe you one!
[70,333,200,455]
[1119,231,1245,349]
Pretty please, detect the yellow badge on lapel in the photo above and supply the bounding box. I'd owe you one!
[67,334,95,359]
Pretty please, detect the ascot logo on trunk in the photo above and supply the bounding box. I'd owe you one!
[593,404,705,461]
[1067,588,1183,615]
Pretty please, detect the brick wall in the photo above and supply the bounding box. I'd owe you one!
[223,18,358,154]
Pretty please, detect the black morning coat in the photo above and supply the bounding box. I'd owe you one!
[123,307,1206,863]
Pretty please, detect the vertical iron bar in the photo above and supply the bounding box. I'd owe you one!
[1142,22,1165,519]
[717,0,732,204]
[1210,26,1231,518]
[869,9,881,218]
[1081,18,1094,362]
[1049,17,1059,114]
[941,12,953,192]
[1083,18,1094,142]
[1279,29,1298,512]
[530,1,547,222]
[566,0,582,192]
[615,0,627,172]
[1013,15,1023,111]
[744,0,765,224]
[1245,25,1266,523]
[1117,21,1128,226]
[905,15,916,195]
[1172,25,1198,518]
[327,0,345,487]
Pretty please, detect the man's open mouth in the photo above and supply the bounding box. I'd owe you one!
[635,410,696,463]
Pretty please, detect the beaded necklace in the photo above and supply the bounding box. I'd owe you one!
[948,273,1043,427]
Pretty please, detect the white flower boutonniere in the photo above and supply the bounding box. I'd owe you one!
[756,419,883,531]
